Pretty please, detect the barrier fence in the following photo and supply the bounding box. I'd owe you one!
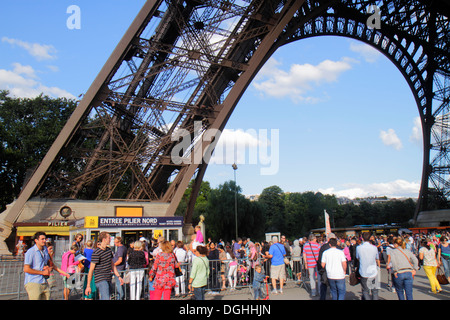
[0,255,310,300]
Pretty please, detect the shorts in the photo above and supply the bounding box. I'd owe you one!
[270,264,286,280]
[63,275,73,289]
[25,282,50,300]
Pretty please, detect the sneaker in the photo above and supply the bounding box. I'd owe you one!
[279,289,283,294]
[271,289,278,295]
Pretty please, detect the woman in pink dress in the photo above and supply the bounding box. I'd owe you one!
[148,240,178,300]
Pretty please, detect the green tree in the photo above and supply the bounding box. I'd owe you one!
[0,91,77,212]
[258,185,285,233]
[284,192,307,237]
[204,180,264,242]
[175,180,211,224]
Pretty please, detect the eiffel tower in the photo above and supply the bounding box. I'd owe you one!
[1,0,449,254]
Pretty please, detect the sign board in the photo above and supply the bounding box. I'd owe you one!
[153,229,163,239]
[84,216,99,228]
[97,216,183,228]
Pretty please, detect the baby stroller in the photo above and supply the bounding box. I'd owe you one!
[238,262,250,286]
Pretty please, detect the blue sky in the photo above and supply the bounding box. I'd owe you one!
[0,1,423,199]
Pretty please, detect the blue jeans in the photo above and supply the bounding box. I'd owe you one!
[441,257,450,279]
[393,272,414,300]
[193,286,206,300]
[96,280,112,300]
[253,284,263,300]
[328,278,346,300]
[115,275,124,300]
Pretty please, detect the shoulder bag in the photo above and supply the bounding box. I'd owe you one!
[275,243,289,265]
[397,248,415,278]
[172,253,183,277]
[309,243,328,285]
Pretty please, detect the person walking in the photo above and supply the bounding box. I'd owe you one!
[321,238,347,300]
[385,236,396,293]
[112,236,127,300]
[148,240,178,300]
[61,244,80,300]
[356,232,380,300]
[174,240,188,297]
[85,232,124,300]
[188,245,210,300]
[303,234,321,297]
[390,237,419,300]
[291,239,302,283]
[266,236,286,294]
[72,233,84,256]
[419,240,442,294]
[226,246,238,290]
[438,236,450,284]
[82,240,96,300]
[127,240,147,300]
[23,232,70,300]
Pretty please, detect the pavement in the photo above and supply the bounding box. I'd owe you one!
[195,264,450,301]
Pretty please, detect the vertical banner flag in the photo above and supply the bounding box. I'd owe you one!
[324,210,331,237]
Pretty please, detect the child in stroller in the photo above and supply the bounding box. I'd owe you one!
[238,261,250,286]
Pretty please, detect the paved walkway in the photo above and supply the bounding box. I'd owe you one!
[198,265,450,301]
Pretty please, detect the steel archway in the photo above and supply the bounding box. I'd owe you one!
[274,0,450,223]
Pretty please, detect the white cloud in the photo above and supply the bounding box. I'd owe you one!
[209,128,268,164]
[319,179,420,199]
[0,63,76,99]
[380,128,403,150]
[253,57,354,103]
[2,37,57,61]
[349,41,381,63]
[410,116,422,146]
[12,62,38,78]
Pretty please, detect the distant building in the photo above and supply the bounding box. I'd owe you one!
[245,194,260,201]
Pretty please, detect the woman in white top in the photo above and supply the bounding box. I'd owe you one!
[174,241,187,296]
[419,240,442,294]
[226,246,238,290]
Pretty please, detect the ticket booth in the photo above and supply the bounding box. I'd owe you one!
[70,216,183,250]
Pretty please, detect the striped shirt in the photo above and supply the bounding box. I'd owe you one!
[91,247,114,283]
[303,241,321,268]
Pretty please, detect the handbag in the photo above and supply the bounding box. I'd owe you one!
[349,267,360,286]
[172,253,183,277]
[437,267,449,285]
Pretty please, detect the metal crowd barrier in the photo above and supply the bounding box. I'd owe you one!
[0,255,310,300]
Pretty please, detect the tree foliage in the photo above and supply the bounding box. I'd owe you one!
[0,91,77,212]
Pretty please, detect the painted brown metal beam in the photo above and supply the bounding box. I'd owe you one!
[3,0,162,224]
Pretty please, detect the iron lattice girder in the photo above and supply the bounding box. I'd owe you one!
[4,0,449,227]
[33,0,288,202]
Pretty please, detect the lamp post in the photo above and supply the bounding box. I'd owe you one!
[232,163,238,239]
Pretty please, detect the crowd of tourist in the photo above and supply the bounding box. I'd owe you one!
[22,227,450,301]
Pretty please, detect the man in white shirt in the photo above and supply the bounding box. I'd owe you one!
[321,238,347,300]
[356,232,380,300]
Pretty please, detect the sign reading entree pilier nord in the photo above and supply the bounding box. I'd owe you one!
[98,216,183,228]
